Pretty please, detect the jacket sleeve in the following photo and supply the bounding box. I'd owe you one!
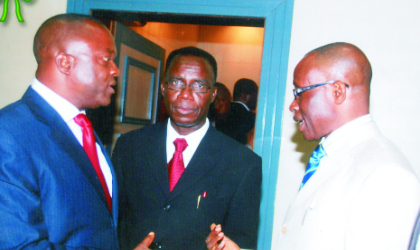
[223,152,262,249]
[0,128,95,250]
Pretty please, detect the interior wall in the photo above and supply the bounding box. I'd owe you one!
[272,0,420,247]
[197,25,264,92]
[128,22,200,61]
[0,0,67,108]
[129,23,264,94]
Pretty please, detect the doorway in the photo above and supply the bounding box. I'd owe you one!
[93,10,264,149]
[68,1,294,248]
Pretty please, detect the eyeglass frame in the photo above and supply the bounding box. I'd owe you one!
[293,80,349,98]
[165,79,213,94]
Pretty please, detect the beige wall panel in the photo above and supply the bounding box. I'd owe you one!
[0,0,67,108]
[129,22,199,63]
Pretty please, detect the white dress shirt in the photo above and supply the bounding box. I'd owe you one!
[31,79,112,196]
[166,118,209,168]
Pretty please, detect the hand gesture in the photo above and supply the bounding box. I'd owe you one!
[206,224,240,250]
[133,232,155,250]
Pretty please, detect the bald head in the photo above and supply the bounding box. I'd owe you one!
[308,42,372,98]
[33,14,107,64]
[33,14,119,110]
[290,42,372,140]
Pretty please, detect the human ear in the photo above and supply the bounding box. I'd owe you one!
[211,86,218,102]
[332,80,347,104]
[160,81,167,96]
[55,53,74,75]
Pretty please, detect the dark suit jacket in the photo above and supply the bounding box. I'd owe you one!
[0,87,119,249]
[216,102,256,145]
[113,122,262,250]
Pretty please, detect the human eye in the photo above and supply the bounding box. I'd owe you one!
[167,79,184,90]
[191,82,210,93]
[170,80,182,85]
[168,79,183,87]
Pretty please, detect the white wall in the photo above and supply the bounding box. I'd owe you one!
[272,0,420,247]
[0,0,67,108]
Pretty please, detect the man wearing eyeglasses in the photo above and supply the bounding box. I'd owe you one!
[275,42,420,249]
[112,46,262,250]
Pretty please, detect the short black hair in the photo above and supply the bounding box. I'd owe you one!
[233,78,258,100]
[165,46,217,83]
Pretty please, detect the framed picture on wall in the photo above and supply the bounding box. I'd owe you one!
[120,56,157,125]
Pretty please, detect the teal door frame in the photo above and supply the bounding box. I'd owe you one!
[67,1,294,248]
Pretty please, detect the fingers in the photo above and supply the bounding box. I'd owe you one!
[206,224,225,250]
[206,224,222,244]
[222,235,240,250]
[215,239,226,250]
[133,232,155,250]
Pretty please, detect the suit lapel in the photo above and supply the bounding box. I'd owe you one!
[23,88,111,213]
[290,156,343,213]
[148,122,172,199]
[168,126,222,202]
[96,133,118,221]
[287,122,377,217]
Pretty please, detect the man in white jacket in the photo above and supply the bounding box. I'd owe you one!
[276,42,420,250]
[206,42,420,250]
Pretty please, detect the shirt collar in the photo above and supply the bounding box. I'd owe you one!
[321,114,373,157]
[31,78,83,122]
[167,118,209,146]
[233,101,250,111]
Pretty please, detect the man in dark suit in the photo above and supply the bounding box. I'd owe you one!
[0,14,154,249]
[216,78,258,146]
[113,47,262,250]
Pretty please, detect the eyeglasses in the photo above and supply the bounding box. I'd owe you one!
[293,80,349,98]
[166,80,212,94]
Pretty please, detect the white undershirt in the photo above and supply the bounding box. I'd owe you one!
[166,118,209,168]
[31,79,112,196]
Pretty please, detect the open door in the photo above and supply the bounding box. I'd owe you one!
[90,21,165,150]
[71,1,294,248]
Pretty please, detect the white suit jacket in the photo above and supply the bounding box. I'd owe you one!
[276,115,420,250]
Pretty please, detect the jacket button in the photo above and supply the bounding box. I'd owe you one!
[163,205,171,210]
[282,226,287,234]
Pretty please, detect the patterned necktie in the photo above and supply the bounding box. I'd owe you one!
[300,144,326,190]
[168,138,188,192]
[74,114,112,212]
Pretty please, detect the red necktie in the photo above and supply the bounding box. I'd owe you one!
[168,138,188,192]
[74,114,112,212]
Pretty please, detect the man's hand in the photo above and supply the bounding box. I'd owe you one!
[133,232,155,250]
[206,224,240,250]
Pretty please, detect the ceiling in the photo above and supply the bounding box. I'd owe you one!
[92,10,265,27]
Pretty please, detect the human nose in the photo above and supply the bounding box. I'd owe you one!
[177,83,194,100]
[289,98,299,113]
[110,60,120,77]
